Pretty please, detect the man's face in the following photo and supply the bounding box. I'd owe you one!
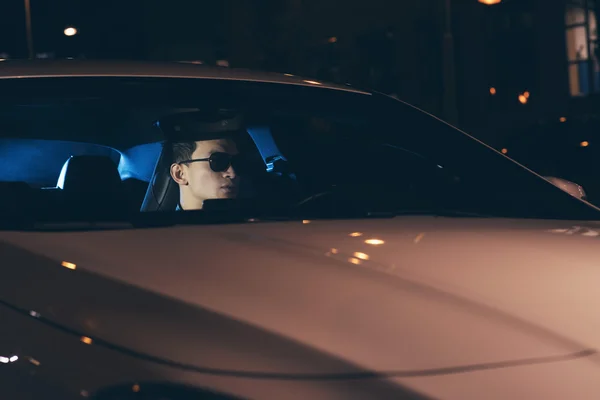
[173,138,241,208]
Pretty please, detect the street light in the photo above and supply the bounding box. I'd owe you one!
[64,27,78,37]
[479,0,501,4]
[24,0,34,59]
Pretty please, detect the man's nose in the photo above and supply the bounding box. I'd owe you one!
[223,164,237,179]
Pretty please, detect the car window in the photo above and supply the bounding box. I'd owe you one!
[0,76,596,227]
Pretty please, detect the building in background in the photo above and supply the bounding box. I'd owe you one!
[452,0,600,146]
[562,0,600,120]
[480,0,600,197]
[565,0,597,97]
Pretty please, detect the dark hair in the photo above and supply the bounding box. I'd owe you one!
[164,141,197,163]
[165,133,244,164]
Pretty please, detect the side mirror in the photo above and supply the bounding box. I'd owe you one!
[544,176,587,201]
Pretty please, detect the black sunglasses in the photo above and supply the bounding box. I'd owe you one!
[179,152,242,173]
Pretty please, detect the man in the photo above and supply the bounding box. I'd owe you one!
[168,135,241,210]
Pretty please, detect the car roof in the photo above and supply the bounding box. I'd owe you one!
[0,59,371,95]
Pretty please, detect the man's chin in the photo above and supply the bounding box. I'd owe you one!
[217,188,238,198]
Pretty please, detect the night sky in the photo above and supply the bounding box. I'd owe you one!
[0,0,436,61]
[0,0,145,59]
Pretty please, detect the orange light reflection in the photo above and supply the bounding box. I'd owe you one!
[61,261,76,270]
[365,239,384,246]
[80,336,93,345]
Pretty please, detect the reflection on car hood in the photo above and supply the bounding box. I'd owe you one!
[0,216,600,378]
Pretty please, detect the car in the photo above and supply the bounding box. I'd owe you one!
[2,60,600,400]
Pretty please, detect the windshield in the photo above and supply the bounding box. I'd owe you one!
[0,75,597,227]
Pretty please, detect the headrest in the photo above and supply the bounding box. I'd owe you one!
[140,145,180,212]
[156,110,245,141]
[57,155,122,193]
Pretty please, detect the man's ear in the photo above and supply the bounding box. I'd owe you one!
[170,163,188,185]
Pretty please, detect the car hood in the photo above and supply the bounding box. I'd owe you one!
[0,216,599,378]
